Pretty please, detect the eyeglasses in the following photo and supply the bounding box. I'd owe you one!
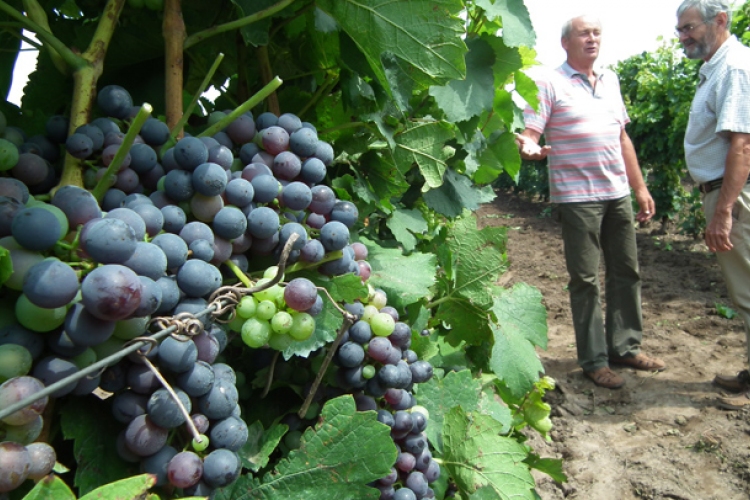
[674,20,711,37]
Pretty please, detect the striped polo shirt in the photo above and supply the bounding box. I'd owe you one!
[523,63,631,203]
[685,36,750,184]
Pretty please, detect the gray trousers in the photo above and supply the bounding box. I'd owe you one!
[558,196,644,372]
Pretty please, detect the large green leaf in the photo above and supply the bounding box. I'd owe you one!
[364,239,437,309]
[60,399,136,495]
[435,296,494,346]
[417,369,482,454]
[489,283,548,398]
[443,215,508,309]
[475,0,535,48]
[316,0,466,92]
[386,208,429,253]
[476,130,522,185]
[442,406,536,500]
[394,120,457,190]
[429,37,496,123]
[217,396,396,500]
[424,169,496,217]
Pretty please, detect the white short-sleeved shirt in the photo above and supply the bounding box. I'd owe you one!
[685,36,750,183]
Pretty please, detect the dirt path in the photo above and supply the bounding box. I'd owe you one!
[479,191,750,500]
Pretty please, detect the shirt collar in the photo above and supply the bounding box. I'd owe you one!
[559,61,605,81]
[700,35,740,79]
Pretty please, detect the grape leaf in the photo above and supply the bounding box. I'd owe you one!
[442,406,536,500]
[429,37,496,123]
[489,283,548,398]
[424,169,496,217]
[476,130,522,185]
[386,208,428,253]
[474,0,535,48]
[478,385,513,434]
[22,475,75,500]
[363,238,437,309]
[59,399,136,495]
[443,215,508,309]
[309,272,369,304]
[217,396,396,500]
[239,421,289,473]
[435,297,494,346]
[524,454,567,484]
[514,70,540,111]
[416,369,482,454]
[316,0,466,91]
[78,474,156,500]
[394,120,457,190]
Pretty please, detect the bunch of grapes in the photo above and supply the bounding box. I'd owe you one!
[0,81,430,498]
[330,289,439,500]
[226,270,322,350]
[103,328,245,497]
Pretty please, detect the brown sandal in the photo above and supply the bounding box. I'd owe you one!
[610,353,666,372]
[584,366,625,389]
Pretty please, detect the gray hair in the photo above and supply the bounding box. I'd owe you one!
[677,0,733,27]
[561,15,602,39]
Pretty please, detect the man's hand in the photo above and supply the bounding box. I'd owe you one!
[705,211,734,252]
[634,190,656,223]
[516,133,551,161]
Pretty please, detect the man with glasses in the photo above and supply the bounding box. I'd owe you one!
[676,0,750,409]
[516,15,664,389]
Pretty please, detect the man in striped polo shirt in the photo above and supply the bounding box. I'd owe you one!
[676,0,750,409]
[516,15,665,389]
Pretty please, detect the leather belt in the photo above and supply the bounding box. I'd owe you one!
[699,177,750,194]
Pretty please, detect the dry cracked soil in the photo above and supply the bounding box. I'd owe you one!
[478,190,750,500]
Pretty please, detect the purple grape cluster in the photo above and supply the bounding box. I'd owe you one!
[333,290,439,499]
[104,326,245,496]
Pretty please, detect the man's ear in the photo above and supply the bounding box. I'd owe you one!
[715,11,729,30]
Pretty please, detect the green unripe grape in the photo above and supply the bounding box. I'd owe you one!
[236,295,258,319]
[241,318,271,348]
[0,344,32,383]
[284,430,302,450]
[263,266,283,281]
[228,313,245,333]
[361,305,378,324]
[532,416,553,434]
[369,290,387,310]
[72,348,97,369]
[208,111,227,126]
[370,312,395,337]
[192,434,210,452]
[255,300,277,321]
[253,279,283,304]
[92,336,126,361]
[362,365,376,379]
[0,237,44,291]
[267,332,293,351]
[1,415,42,444]
[288,312,315,341]
[0,138,18,171]
[113,316,151,340]
[15,294,66,332]
[271,311,293,334]
[3,127,24,147]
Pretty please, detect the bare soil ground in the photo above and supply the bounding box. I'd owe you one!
[479,191,750,500]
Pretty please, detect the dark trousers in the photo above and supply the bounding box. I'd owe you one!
[558,196,643,372]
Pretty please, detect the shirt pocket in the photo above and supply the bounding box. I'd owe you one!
[685,107,717,144]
